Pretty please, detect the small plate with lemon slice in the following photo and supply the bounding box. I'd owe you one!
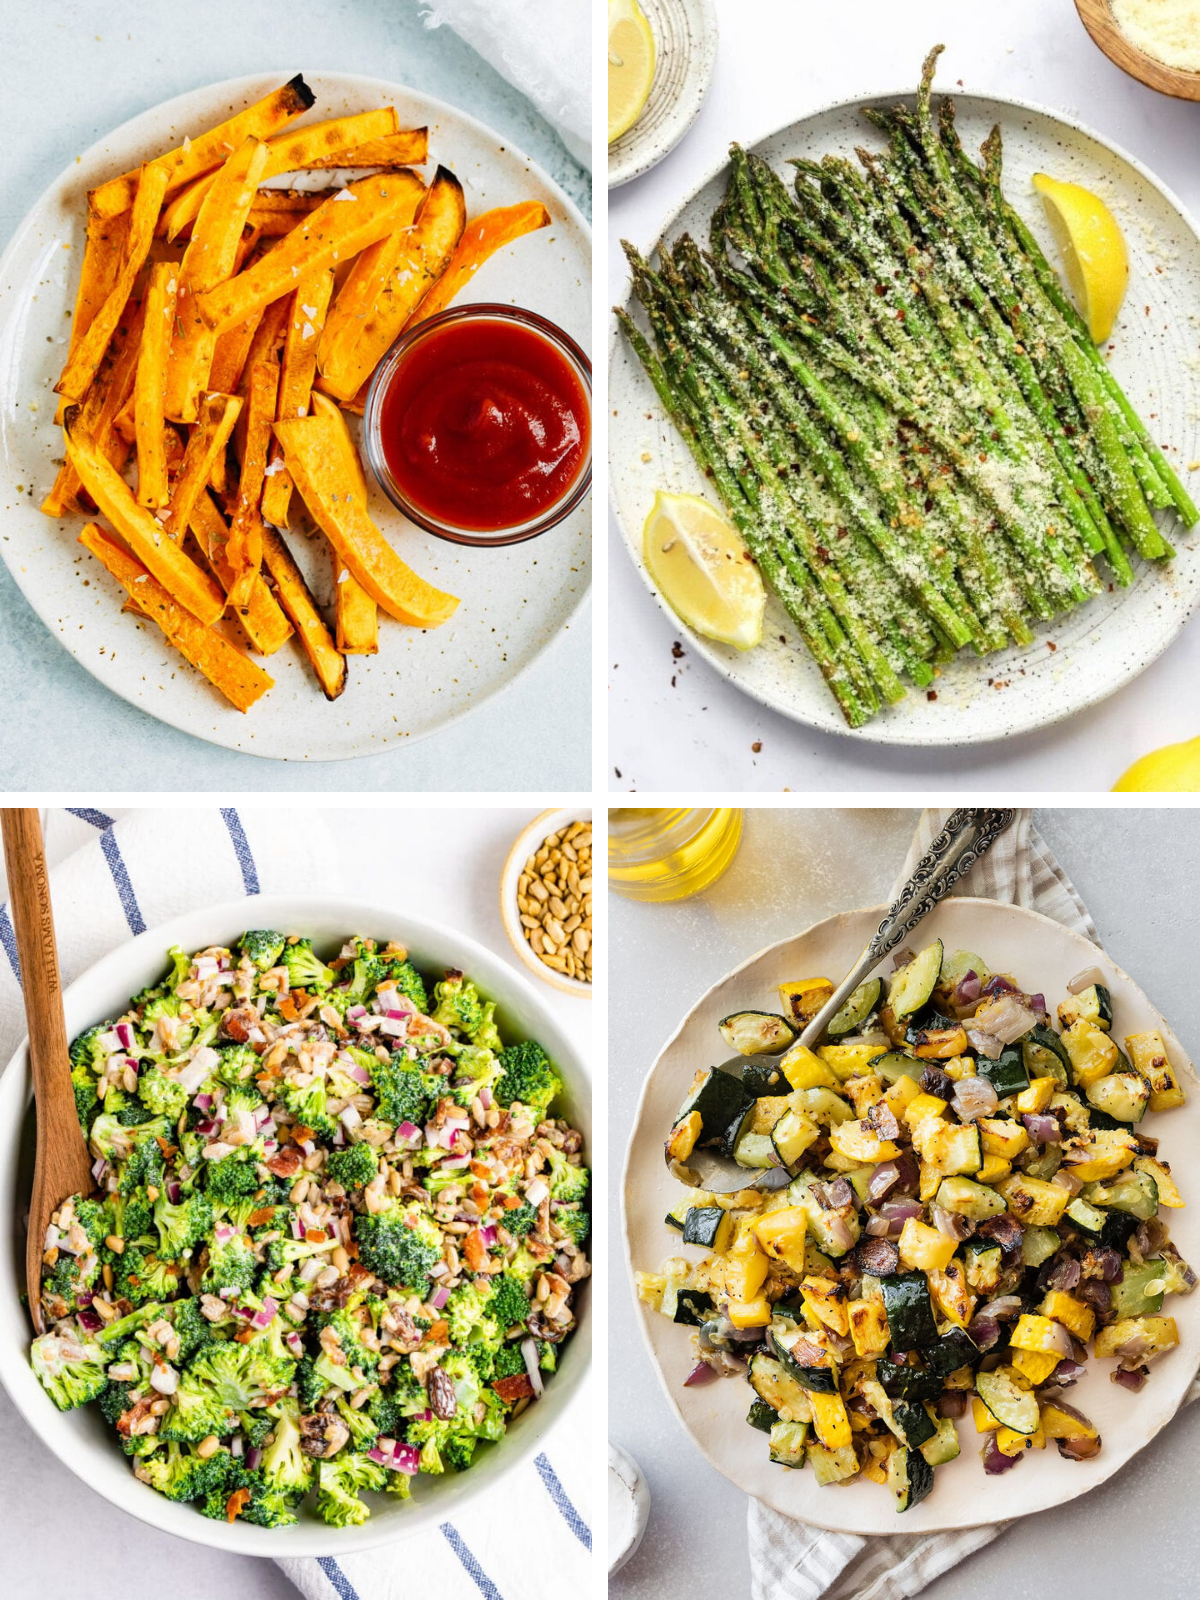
[609,0,719,189]
[610,87,1200,746]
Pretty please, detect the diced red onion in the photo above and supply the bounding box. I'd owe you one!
[1058,1432,1103,1460]
[396,1122,420,1142]
[345,1061,372,1086]
[982,975,1019,998]
[480,1087,493,1110]
[931,1204,973,1240]
[392,1443,420,1475]
[982,1434,1022,1474]
[177,1053,216,1094]
[214,1224,235,1245]
[77,1289,94,1307]
[218,1286,240,1300]
[429,1261,449,1279]
[1052,1358,1085,1388]
[368,1446,387,1464]
[286,1332,304,1357]
[384,1007,412,1021]
[98,1030,124,1055]
[892,948,915,970]
[91,1156,109,1183]
[969,1315,1001,1350]
[253,1298,278,1329]
[967,1030,1004,1061]
[1028,995,1047,1016]
[522,1336,546,1398]
[976,994,1038,1046]
[955,971,982,1006]
[378,1017,406,1038]
[1045,1255,1081,1291]
[866,1216,894,1238]
[480,1226,497,1249]
[115,1023,136,1051]
[235,1303,256,1320]
[684,1360,717,1387]
[195,1119,217,1136]
[231,1436,243,1459]
[977,1294,1024,1320]
[439,1155,471,1171]
[1068,967,1106,996]
[867,1161,903,1203]
[346,1005,367,1022]
[952,1076,999,1121]
[245,1446,263,1470]
[1052,1169,1083,1196]
[1023,1112,1061,1144]
[430,1286,451,1311]
[938,1391,967,1418]
[1112,1365,1148,1392]
[76,1306,102,1332]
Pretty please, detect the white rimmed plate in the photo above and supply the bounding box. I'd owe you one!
[622,896,1200,1533]
[609,89,1200,746]
[0,894,590,1554]
[0,72,591,761]
[608,0,719,189]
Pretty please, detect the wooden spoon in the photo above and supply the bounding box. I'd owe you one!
[0,809,95,1335]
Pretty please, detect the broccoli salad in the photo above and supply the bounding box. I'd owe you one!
[31,932,589,1529]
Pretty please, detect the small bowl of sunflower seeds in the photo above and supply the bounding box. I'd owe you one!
[500,809,593,997]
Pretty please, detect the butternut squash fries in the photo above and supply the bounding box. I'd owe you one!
[42,76,551,715]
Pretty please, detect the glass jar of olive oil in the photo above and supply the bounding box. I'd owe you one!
[608,808,742,902]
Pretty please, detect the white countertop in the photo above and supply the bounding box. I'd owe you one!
[610,807,1200,1599]
[608,0,1200,791]
[0,805,591,1599]
[0,0,591,793]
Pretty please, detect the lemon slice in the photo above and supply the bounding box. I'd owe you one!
[1113,735,1200,791]
[1032,172,1129,344]
[609,0,656,145]
[643,490,765,650]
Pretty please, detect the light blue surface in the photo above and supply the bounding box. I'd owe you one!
[0,0,591,792]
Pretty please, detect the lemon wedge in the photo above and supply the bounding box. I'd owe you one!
[643,490,765,649]
[1113,736,1200,791]
[1032,172,1129,344]
[609,0,656,145]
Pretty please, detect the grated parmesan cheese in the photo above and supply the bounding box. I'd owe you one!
[1111,0,1200,71]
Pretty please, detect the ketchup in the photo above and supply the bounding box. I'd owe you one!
[377,316,590,533]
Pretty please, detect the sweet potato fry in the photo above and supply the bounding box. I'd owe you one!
[163,392,242,540]
[134,263,178,508]
[55,204,130,423]
[226,359,279,612]
[161,109,400,240]
[197,171,426,337]
[165,137,271,423]
[89,74,314,221]
[261,266,334,528]
[317,167,462,402]
[307,392,377,652]
[274,414,459,628]
[408,200,551,327]
[305,129,428,169]
[64,409,225,625]
[260,527,347,699]
[79,523,273,712]
[55,162,170,403]
[42,296,145,518]
[189,490,292,656]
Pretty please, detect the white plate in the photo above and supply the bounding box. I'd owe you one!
[0,72,591,761]
[608,0,719,189]
[622,897,1200,1534]
[609,89,1200,746]
[0,894,591,1555]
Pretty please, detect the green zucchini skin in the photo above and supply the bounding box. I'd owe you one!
[682,1206,733,1252]
[974,1044,1030,1098]
[676,1066,751,1141]
[877,1358,942,1402]
[771,1328,839,1393]
[892,1400,937,1449]
[672,1288,714,1326]
[921,1327,980,1378]
[747,1398,778,1433]
[718,1101,758,1160]
[889,941,943,1019]
[826,976,882,1037]
[1023,1025,1071,1085]
[741,1059,789,1097]
[880,1272,939,1350]
[975,1370,1039,1435]
[875,1051,924,1085]
[888,1444,935,1511]
[718,1010,796,1057]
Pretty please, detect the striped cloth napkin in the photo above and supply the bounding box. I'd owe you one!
[748,806,1198,1600]
[0,806,592,1598]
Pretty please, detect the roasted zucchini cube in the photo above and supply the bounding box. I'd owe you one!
[768,1419,809,1467]
[1058,983,1113,1032]
[1086,1070,1149,1125]
[1126,1030,1187,1112]
[888,940,944,1020]
[718,1010,796,1057]
[996,1171,1070,1226]
[779,978,834,1027]
[681,1206,734,1254]
[1061,1022,1119,1089]
[1094,1314,1179,1361]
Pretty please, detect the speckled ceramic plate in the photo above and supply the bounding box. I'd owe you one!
[622,897,1200,1534]
[0,71,590,761]
[610,90,1200,746]
[608,0,718,189]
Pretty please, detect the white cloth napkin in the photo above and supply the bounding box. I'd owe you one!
[420,0,591,169]
[0,806,592,1599]
[748,807,1199,1600]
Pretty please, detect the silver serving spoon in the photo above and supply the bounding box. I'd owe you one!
[672,808,1016,1193]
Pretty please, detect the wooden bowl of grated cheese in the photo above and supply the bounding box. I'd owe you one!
[1074,0,1200,100]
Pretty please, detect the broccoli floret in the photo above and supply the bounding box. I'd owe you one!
[430,971,486,1038]
[161,1373,236,1443]
[115,1247,182,1307]
[169,1296,219,1363]
[31,1328,109,1411]
[339,952,387,1007]
[94,1300,164,1350]
[201,1229,258,1297]
[239,930,287,972]
[450,1045,505,1112]
[203,1152,266,1207]
[138,1439,233,1503]
[444,1283,491,1345]
[494,1039,561,1115]
[226,1081,264,1116]
[504,1203,537,1239]
[382,958,428,1013]
[354,1210,442,1297]
[555,1204,590,1247]
[538,1341,557,1373]
[41,1253,99,1318]
[275,1078,337,1142]
[486,1274,531,1334]
[70,1021,112,1074]
[545,1147,589,1204]
[260,1235,337,1277]
[283,938,335,991]
[98,1378,135,1427]
[212,1044,260,1089]
[187,1341,295,1413]
[202,1461,300,1527]
[71,1059,100,1129]
[368,1054,434,1129]
[71,1195,110,1247]
[312,1309,379,1393]
[153,1191,213,1258]
[88,1112,139,1164]
[336,1397,380,1451]
[110,1188,156,1246]
[260,1400,314,1496]
[239,1410,275,1450]
[326,1142,379,1191]
[316,1452,387,1527]
[118,1120,172,1195]
[408,1414,479,1474]
[492,1343,526,1380]
[295,1354,325,1410]
[367,1388,406,1437]
[137,1067,190,1121]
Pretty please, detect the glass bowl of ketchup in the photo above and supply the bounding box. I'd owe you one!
[362,303,591,546]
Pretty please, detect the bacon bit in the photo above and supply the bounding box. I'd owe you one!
[226,1487,252,1521]
[464,1229,488,1270]
[428,1319,449,1344]
[469,1161,491,1180]
[278,994,300,1022]
[492,1373,534,1402]
[247,1207,275,1227]
[266,1147,302,1177]
[500,1193,523,1211]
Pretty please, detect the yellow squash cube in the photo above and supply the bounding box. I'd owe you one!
[1135,1156,1184,1208]
[977,1154,1012,1185]
[943,1055,976,1081]
[1126,1030,1187,1112]
[1062,1127,1137,1183]
[808,1389,852,1451]
[844,1074,884,1116]
[1041,1290,1095,1343]
[753,1206,808,1275]
[919,1160,942,1202]
[898,1217,958,1273]
[1061,1022,1119,1089]
[724,1224,769,1302]
[727,1296,772,1328]
[1094,1315,1178,1361]
[1011,1313,1067,1355]
[847,1298,890,1359]
[801,1275,850,1336]
[883,1074,922,1118]
[979,1118,1029,1160]
[904,1093,948,1127]
[818,1042,887,1081]
[1016,1076,1057,1114]
[927,1261,975,1328]
[1011,1348,1061,1386]
[828,1119,901,1163]
[780,978,834,1026]
[779,1044,840,1093]
[997,1424,1046,1456]
[997,1173,1069,1226]
[1041,1400,1098,1439]
[971,1395,999,1433]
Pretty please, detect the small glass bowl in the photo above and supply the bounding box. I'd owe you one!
[362,303,592,548]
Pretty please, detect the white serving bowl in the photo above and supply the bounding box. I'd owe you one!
[0,894,591,1555]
